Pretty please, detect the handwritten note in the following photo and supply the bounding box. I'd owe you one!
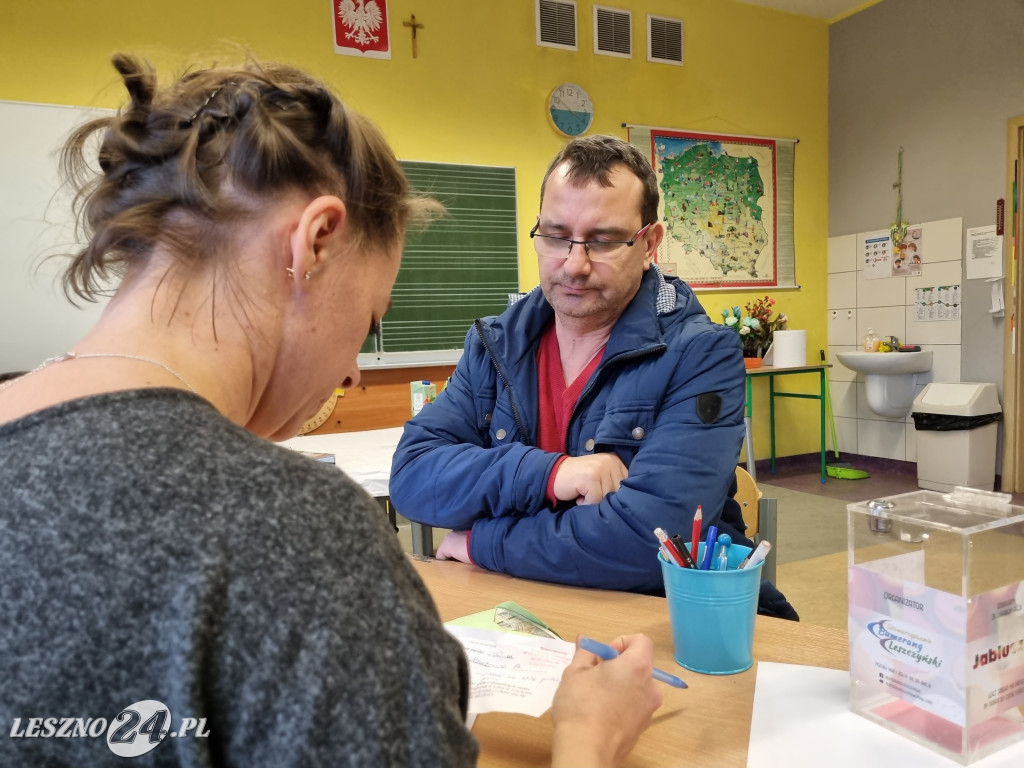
[445,625,575,717]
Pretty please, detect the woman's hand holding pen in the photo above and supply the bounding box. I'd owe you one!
[550,634,662,768]
[552,454,628,505]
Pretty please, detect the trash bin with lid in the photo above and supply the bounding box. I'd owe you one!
[911,382,1002,492]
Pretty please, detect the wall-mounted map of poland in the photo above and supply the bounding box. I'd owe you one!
[653,131,776,287]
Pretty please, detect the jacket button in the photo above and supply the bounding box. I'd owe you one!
[585,438,595,451]
[631,427,646,440]
[496,428,507,440]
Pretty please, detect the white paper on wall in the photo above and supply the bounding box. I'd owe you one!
[915,285,961,322]
[966,225,1003,280]
[860,230,893,279]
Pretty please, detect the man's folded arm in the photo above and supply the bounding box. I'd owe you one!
[390,360,559,530]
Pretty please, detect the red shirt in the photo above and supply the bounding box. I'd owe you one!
[536,323,605,503]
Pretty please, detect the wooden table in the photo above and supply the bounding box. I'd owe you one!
[412,557,849,768]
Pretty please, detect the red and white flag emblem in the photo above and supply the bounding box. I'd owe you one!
[333,0,390,59]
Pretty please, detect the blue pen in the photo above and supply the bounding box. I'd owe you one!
[579,636,687,689]
[715,533,732,571]
[698,525,719,570]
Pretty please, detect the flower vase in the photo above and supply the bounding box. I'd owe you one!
[743,346,763,369]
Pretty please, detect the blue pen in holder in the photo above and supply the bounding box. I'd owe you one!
[659,543,762,675]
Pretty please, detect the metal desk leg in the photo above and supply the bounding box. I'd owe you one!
[744,416,756,481]
[745,377,756,480]
[768,376,777,474]
[378,497,397,533]
[819,369,827,484]
[758,497,777,586]
[411,523,434,557]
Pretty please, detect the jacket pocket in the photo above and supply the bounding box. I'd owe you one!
[589,407,655,456]
[486,400,521,447]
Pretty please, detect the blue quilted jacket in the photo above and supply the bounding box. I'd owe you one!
[390,267,748,594]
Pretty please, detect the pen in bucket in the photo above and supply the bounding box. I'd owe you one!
[670,534,698,569]
[698,525,719,570]
[738,540,771,570]
[579,636,687,689]
[715,534,731,570]
[653,527,686,567]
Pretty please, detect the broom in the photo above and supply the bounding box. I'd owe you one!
[821,349,870,479]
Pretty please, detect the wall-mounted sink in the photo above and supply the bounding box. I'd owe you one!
[835,350,933,418]
[834,350,932,375]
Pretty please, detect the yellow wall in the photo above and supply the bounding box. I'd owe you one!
[1,0,830,460]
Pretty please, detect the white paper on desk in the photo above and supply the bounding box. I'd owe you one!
[748,662,1024,768]
[445,625,575,717]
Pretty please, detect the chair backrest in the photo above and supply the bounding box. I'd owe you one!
[734,466,763,539]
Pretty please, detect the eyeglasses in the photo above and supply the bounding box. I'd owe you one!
[529,223,652,262]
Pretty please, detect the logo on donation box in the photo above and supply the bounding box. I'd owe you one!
[10,699,210,757]
[867,619,943,669]
[334,0,391,58]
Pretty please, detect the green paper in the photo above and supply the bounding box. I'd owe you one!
[445,600,561,639]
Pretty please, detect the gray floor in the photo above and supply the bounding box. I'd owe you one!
[757,455,1024,629]
[758,459,922,629]
[760,483,849,565]
[756,453,1023,563]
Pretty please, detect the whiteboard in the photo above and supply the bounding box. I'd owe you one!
[0,100,114,373]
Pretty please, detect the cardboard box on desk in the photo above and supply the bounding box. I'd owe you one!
[847,488,1024,764]
[410,380,436,417]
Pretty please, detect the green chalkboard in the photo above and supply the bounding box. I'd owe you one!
[363,161,520,355]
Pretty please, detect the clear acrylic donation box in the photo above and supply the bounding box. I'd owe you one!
[848,488,1024,764]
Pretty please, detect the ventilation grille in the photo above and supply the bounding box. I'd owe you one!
[537,0,577,50]
[648,15,683,65]
[595,7,631,57]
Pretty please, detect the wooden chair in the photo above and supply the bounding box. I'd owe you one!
[734,466,777,584]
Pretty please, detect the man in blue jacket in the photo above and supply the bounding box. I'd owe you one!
[390,135,749,595]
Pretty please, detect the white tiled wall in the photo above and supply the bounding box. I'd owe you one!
[827,219,963,462]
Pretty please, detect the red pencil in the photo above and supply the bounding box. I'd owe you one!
[690,505,702,563]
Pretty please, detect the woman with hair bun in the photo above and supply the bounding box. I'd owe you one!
[0,54,659,767]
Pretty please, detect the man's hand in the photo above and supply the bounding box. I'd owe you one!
[435,530,471,562]
[552,453,629,505]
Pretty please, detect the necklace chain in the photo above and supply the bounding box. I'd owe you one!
[0,351,197,395]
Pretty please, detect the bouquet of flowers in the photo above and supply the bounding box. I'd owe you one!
[721,296,788,356]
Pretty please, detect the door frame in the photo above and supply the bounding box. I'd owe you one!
[1000,117,1024,491]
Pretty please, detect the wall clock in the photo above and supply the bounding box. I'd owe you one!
[547,83,594,137]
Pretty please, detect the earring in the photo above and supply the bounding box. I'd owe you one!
[304,271,312,280]
[285,267,295,278]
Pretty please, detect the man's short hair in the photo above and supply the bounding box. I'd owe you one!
[539,135,659,227]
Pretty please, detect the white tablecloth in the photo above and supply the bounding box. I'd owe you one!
[277,427,404,499]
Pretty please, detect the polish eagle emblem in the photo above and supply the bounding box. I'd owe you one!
[337,0,383,46]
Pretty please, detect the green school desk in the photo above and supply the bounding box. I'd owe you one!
[745,363,830,484]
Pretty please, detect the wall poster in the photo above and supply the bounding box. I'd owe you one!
[651,129,777,288]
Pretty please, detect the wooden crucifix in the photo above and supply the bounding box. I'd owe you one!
[403,14,424,58]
